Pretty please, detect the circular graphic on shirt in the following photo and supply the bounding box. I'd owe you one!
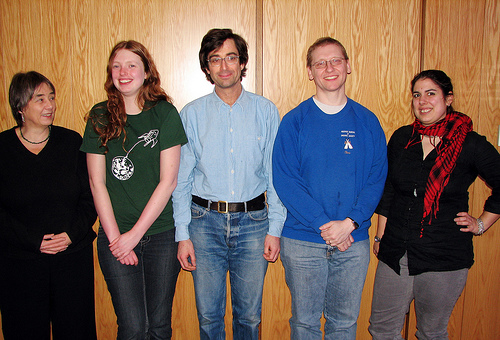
[110,129,159,181]
[112,156,134,180]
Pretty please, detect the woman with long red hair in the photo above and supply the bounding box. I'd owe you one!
[81,40,187,339]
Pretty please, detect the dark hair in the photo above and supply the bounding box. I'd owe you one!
[199,28,248,84]
[9,71,55,127]
[411,70,454,113]
[89,40,171,151]
[306,37,349,67]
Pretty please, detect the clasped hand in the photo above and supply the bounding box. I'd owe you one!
[319,219,355,252]
[109,231,140,266]
[40,232,72,254]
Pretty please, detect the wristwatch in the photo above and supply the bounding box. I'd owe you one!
[347,217,359,229]
[374,236,382,243]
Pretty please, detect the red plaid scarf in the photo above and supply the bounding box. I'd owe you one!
[405,112,473,228]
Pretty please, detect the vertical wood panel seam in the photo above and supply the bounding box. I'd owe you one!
[255,0,263,95]
[419,0,427,71]
[68,1,75,129]
[476,2,488,135]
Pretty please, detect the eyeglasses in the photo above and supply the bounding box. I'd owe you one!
[207,55,240,67]
[311,57,345,69]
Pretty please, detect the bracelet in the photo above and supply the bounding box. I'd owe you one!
[476,218,485,235]
[374,236,382,243]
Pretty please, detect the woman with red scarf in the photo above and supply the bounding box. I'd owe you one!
[369,70,500,339]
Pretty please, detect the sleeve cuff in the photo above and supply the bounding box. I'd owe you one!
[267,222,283,238]
[175,226,190,242]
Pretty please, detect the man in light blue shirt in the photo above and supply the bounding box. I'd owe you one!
[172,28,286,340]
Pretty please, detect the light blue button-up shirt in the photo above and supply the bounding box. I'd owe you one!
[172,88,286,241]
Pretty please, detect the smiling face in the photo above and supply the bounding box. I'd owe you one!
[111,49,147,99]
[206,38,244,92]
[412,78,454,126]
[22,82,56,129]
[307,43,351,97]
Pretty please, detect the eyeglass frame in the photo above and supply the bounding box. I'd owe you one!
[311,57,346,70]
[207,55,240,67]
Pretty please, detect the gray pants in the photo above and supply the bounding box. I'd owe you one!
[369,253,468,340]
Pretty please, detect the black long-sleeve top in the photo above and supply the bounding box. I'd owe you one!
[376,125,500,275]
[0,126,97,259]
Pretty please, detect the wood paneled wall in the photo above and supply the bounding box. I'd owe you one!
[420,1,500,339]
[0,0,498,339]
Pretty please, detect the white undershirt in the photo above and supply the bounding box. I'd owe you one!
[313,96,347,114]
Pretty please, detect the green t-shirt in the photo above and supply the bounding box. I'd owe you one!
[81,100,187,235]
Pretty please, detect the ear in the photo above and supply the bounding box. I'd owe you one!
[346,60,352,75]
[445,92,454,106]
[307,67,314,81]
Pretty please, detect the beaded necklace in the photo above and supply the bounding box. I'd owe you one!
[20,125,51,144]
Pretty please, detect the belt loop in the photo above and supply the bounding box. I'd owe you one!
[206,199,212,211]
[244,201,248,213]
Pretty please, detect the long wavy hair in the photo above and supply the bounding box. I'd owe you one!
[89,40,172,151]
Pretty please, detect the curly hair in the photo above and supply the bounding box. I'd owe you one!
[89,40,171,151]
[199,28,248,84]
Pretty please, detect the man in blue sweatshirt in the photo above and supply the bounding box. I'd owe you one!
[272,37,388,339]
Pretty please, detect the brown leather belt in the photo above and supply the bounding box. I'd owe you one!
[192,193,266,213]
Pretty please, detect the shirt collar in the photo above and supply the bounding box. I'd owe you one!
[210,86,247,110]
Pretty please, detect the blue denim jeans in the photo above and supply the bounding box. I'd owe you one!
[189,202,269,340]
[281,237,370,340]
[97,227,180,340]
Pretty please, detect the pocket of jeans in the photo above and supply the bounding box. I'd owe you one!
[247,207,268,221]
[191,202,208,219]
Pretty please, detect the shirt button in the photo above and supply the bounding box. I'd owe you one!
[231,170,234,174]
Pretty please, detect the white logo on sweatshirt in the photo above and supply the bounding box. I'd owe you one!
[341,130,355,152]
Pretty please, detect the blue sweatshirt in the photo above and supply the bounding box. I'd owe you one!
[272,97,388,244]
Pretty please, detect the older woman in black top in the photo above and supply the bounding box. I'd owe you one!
[369,70,500,339]
[0,72,97,340]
